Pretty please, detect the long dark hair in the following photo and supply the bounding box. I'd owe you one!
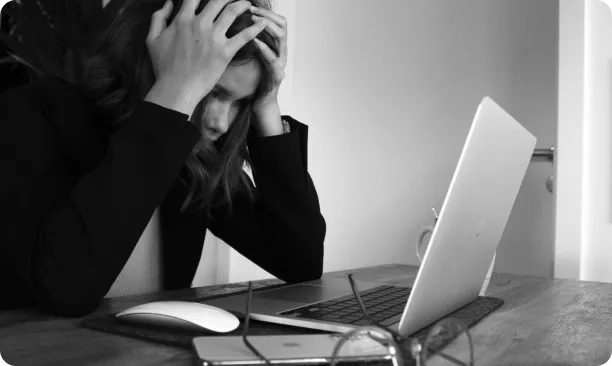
[78,0,278,216]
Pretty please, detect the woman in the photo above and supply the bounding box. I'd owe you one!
[0,0,326,317]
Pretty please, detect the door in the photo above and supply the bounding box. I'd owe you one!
[489,0,559,279]
[494,148,556,279]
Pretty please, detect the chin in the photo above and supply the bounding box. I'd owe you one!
[200,129,218,142]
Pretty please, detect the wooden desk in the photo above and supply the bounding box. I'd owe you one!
[1,264,612,365]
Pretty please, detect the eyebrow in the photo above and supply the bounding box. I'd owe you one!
[214,85,255,101]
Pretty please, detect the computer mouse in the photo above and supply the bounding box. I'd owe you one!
[115,300,240,333]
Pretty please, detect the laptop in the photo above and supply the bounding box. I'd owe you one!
[201,96,537,337]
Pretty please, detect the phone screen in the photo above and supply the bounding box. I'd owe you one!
[192,334,392,365]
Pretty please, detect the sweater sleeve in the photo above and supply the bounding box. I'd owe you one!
[208,117,326,283]
[0,81,202,316]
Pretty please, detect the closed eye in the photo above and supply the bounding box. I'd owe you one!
[212,86,255,105]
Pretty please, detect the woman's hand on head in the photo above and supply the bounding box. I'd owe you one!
[250,6,288,99]
[248,6,289,135]
[145,0,267,113]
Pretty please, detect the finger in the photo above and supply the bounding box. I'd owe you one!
[250,6,287,29]
[252,15,285,58]
[199,0,240,23]
[176,0,199,18]
[253,37,277,63]
[147,0,174,41]
[227,18,266,54]
[213,0,251,33]
[251,15,284,39]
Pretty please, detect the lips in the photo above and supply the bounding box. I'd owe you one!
[203,128,220,141]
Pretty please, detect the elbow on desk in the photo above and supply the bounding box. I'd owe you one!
[44,297,100,318]
[282,250,324,283]
[31,266,105,318]
[280,213,326,284]
[37,284,102,318]
[280,263,323,284]
[36,282,103,318]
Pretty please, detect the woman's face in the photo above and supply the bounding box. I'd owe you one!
[193,60,261,142]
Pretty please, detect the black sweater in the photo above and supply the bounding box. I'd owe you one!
[0,76,326,317]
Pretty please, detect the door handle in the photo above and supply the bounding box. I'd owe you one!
[546,175,554,193]
[532,146,554,162]
[531,146,554,193]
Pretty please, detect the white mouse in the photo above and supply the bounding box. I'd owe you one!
[116,301,240,333]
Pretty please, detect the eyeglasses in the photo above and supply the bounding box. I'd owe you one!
[241,276,474,365]
[241,281,272,365]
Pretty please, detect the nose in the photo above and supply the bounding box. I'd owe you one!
[207,103,231,135]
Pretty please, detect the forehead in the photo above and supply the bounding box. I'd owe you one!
[216,61,262,99]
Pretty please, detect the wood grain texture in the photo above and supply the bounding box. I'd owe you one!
[1,264,612,365]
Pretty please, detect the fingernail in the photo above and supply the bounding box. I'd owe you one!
[250,5,258,13]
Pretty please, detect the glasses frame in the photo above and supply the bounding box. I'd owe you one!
[240,276,474,366]
[242,281,272,365]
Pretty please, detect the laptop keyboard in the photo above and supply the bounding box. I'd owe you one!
[278,285,411,327]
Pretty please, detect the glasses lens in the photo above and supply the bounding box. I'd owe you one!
[421,318,473,365]
[330,328,400,366]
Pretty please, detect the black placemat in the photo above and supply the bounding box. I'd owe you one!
[82,288,504,364]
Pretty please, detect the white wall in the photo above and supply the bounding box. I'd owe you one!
[555,0,612,283]
[580,0,612,282]
[555,0,585,280]
[212,0,560,283]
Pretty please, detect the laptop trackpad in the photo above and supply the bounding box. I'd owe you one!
[253,284,349,304]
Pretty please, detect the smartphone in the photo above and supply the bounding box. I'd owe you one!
[192,334,392,365]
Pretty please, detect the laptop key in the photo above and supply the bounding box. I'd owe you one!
[370,305,388,310]
[334,310,353,316]
[379,314,403,327]
[380,310,401,317]
[340,315,363,322]
[372,316,392,323]
[374,309,402,320]
[317,301,339,307]
[317,314,344,321]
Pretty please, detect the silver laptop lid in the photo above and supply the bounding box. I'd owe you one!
[398,97,536,336]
